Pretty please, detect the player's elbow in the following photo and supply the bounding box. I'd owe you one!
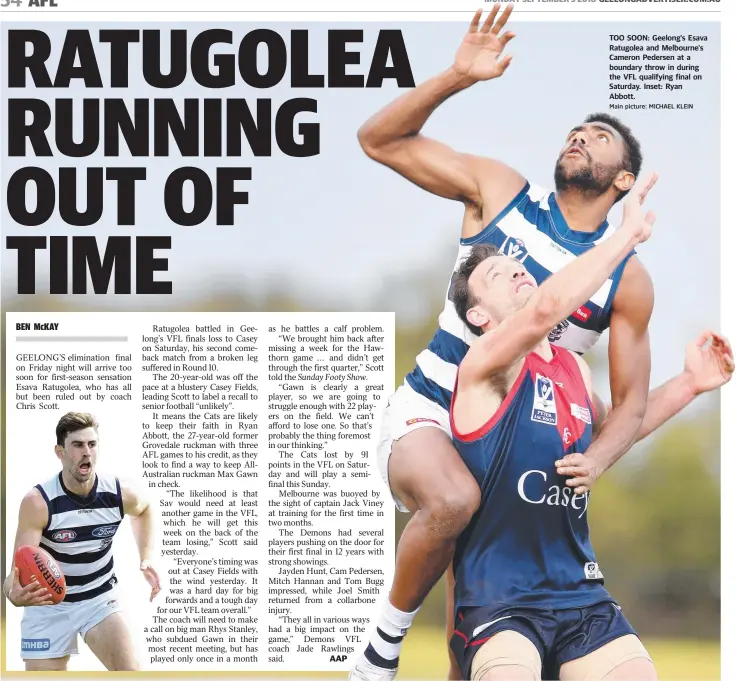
[357,122,382,159]
[357,121,407,163]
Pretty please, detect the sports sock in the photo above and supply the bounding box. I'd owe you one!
[361,600,420,669]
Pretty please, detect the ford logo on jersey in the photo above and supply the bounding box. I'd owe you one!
[51,529,77,542]
[92,525,118,538]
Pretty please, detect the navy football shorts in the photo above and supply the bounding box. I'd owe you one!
[450,599,639,680]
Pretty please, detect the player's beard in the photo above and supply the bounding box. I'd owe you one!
[554,157,620,197]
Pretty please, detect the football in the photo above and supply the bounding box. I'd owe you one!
[15,545,66,604]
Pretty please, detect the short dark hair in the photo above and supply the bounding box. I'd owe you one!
[584,112,642,203]
[450,243,499,337]
[56,412,98,446]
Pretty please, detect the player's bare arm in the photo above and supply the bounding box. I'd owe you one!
[3,489,54,608]
[122,482,161,602]
[358,5,525,234]
[560,257,654,496]
[557,332,734,483]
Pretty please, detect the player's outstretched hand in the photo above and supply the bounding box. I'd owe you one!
[7,568,55,607]
[684,331,735,395]
[554,454,601,496]
[621,171,658,244]
[453,5,516,83]
[140,561,162,602]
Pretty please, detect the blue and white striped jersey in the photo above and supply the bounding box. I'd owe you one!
[405,182,633,410]
[36,472,124,603]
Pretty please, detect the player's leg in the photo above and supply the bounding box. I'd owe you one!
[559,635,656,681]
[26,656,71,671]
[445,563,462,681]
[21,600,77,671]
[470,631,542,681]
[388,426,480,611]
[351,390,480,679]
[83,612,139,671]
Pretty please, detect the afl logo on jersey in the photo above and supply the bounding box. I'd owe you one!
[500,237,528,263]
[52,530,77,542]
[532,374,557,424]
[92,526,118,539]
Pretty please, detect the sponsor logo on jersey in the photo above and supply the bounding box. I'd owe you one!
[500,237,528,263]
[92,525,118,539]
[531,374,557,424]
[584,561,604,580]
[517,470,589,519]
[548,319,569,343]
[573,306,592,322]
[46,559,61,580]
[52,529,76,542]
[22,639,50,651]
[571,404,592,424]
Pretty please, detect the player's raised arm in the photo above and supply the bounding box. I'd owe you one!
[357,5,524,212]
[121,481,161,602]
[462,173,658,379]
[3,490,54,607]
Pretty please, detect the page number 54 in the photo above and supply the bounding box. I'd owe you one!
[1,0,60,6]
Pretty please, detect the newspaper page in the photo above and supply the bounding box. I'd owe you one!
[0,1,732,680]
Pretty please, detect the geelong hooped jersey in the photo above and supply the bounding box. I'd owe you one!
[36,472,123,603]
[405,182,633,410]
[451,347,611,611]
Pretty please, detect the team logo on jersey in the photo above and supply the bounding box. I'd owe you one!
[100,538,113,550]
[531,374,557,424]
[547,319,569,343]
[571,404,592,424]
[584,561,604,580]
[500,237,528,263]
[92,525,118,538]
[52,529,77,542]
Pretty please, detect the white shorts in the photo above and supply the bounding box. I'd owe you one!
[20,587,123,659]
[376,382,452,513]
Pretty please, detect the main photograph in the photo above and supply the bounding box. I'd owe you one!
[345,7,725,681]
[1,5,724,679]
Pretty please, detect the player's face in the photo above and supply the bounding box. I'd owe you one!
[57,427,98,484]
[554,122,628,196]
[468,255,537,327]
